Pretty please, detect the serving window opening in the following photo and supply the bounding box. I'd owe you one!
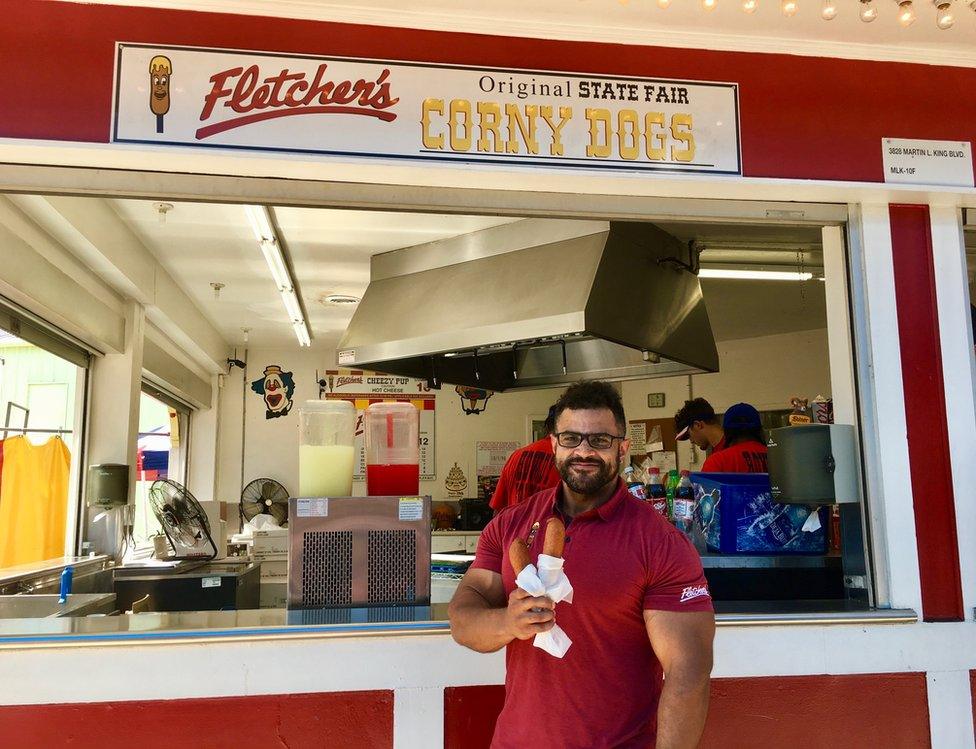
[0,186,875,638]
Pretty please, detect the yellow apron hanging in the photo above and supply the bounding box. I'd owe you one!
[0,436,71,568]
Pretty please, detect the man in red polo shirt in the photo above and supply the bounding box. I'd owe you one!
[489,406,562,512]
[449,381,715,749]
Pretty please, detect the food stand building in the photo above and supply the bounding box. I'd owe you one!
[0,0,974,746]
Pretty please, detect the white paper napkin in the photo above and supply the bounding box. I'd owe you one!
[514,554,574,658]
[802,507,823,533]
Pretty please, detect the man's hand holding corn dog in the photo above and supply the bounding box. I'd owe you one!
[503,518,568,641]
[504,536,553,640]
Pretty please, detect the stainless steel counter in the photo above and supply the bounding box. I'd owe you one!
[0,599,917,649]
[0,556,113,595]
[0,552,914,648]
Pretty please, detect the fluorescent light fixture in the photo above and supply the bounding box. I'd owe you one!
[281,288,303,322]
[699,268,814,281]
[244,205,311,347]
[244,205,275,243]
[293,321,311,347]
[259,240,292,292]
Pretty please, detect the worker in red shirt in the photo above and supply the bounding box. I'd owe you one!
[702,402,768,473]
[489,406,561,513]
[450,381,715,749]
[674,397,726,455]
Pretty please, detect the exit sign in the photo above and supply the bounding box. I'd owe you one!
[647,393,666,408]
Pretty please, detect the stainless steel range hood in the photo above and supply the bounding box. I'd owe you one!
[337,218,718,391]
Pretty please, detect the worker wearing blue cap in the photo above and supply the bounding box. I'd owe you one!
[700,403,768,473]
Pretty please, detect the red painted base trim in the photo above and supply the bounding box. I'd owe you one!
[0,690,394,749]
[445,674,930,749]
[701,673,930,749]
[889,204,965,622]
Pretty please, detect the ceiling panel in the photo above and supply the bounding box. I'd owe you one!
[109,199,517,347]
[111,198,829,349]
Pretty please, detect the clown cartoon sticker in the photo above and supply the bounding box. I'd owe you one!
[149,55,172,133]
[251,365,296,419]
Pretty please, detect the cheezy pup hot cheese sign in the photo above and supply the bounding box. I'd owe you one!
[113,43,741,175]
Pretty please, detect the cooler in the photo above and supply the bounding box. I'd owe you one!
[691,472,828,554]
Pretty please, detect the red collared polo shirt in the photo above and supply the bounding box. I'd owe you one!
[471,479,713,749]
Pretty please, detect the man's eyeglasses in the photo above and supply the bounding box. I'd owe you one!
[554,431,626,450]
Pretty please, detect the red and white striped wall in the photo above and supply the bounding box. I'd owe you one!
[0,622,972,748]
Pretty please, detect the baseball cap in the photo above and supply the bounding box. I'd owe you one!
[722,402,762,430]
[674,398,717,441]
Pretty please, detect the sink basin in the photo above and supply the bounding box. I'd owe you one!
[0,593,117,618]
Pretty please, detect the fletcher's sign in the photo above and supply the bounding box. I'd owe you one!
[113,43,741,175]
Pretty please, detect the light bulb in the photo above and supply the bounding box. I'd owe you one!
[858,0,877,22]
[742,0,758,12]
[657,0,672,7]
[897,0,915,26]
[936,1,955,28]
[821,0,837,19]
[782,0,798,15]
[701,0,718,10]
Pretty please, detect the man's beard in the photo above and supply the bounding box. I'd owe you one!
[557,454,619,495]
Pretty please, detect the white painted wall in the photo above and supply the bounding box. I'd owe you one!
[621,328,831,469]
[215,345,560,509]
[214,331,830,511]
[853,204,922,614]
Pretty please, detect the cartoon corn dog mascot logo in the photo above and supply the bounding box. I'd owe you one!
[251,365,296,419]
[149,55,172,133]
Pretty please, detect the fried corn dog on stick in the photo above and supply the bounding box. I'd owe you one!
[543,517,566,558]
[509,538,532,576]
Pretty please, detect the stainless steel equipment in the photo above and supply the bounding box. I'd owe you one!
[287,496,431,609]
[767,424,859,504]
[0,593,117,618]
[113,561,260,612]
[337,219,718,391]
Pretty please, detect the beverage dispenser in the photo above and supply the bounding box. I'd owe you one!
[365,401,420,496]
[298,400,356,497]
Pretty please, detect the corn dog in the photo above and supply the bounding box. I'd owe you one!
[543,517,566,558]
[509,538,531,576]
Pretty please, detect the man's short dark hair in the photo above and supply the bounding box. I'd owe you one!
[551,380,626,434]
[674,398,719,439]
[544,404,557,434]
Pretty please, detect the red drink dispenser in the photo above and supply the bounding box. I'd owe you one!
[364,401,420,496]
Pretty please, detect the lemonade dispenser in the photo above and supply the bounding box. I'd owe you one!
[364,401,420,496]
[298,400,356,496]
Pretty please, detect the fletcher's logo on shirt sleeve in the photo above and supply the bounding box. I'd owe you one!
[679,584,711,603]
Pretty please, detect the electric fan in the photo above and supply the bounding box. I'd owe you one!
[148,479,218,560]
[240,478,290,527]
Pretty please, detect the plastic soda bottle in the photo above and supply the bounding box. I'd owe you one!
[673,470,696,536]
[646,467,668,518]
[623,466,647,500]
[665,469,680,521]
